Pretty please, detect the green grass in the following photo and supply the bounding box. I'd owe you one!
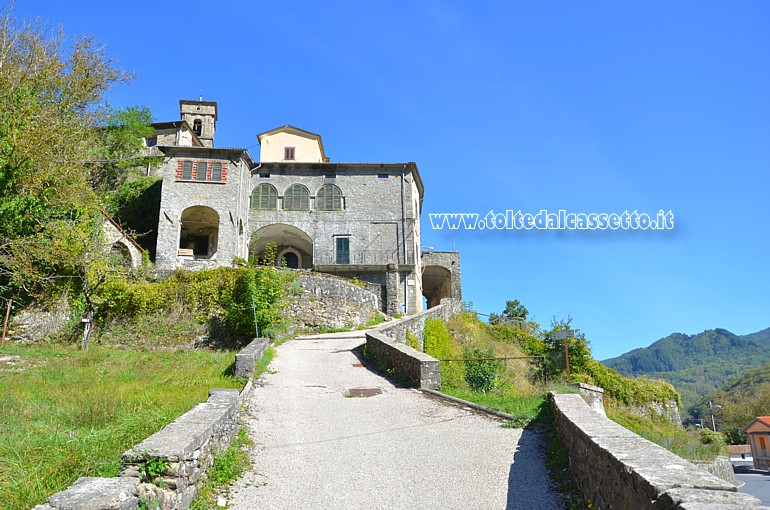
[0,343,244,510]
[440,387,546,425]
[190,428,253,510]
[255,346,276,375]
[607,405,727,461]
[365,311,386,327]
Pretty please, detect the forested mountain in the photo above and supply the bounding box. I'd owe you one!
[602,328,770,414]
[695,363,770,441]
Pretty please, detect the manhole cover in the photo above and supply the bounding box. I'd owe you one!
[351,363,364,367]
[347,388,382,398]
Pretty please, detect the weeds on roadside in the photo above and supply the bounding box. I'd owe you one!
[190,428,253,510]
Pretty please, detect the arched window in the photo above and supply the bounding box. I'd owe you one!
[316,184,343,211]
[193,119,202,136]
[251,183,278,210]
[283,184,310,211]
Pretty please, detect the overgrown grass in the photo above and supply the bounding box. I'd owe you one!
[607,405,727,461]
[366,311,386,327]
[440,388,545,425]
[190,428,253,510]
[92,310,205,348]
[255,346,276,375]
[0,343,244,510]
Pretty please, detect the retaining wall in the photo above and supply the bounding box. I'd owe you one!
[288,273,380,331]
[365,329,440,389]
[377,298,461,349]
[550,392,767,509]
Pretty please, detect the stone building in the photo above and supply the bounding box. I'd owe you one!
[150,99,460,315]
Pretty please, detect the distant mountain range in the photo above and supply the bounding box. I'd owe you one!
[602,327,770,414]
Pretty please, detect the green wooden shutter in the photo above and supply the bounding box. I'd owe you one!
[336,237,350,264]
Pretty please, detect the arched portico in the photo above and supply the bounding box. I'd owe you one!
[422,265,452,308]
[421,251,462,309]
[250,223,313,269]
[179,206,220,259]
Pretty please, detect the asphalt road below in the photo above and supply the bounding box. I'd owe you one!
[227,331,563,510]
[737,472,770,506]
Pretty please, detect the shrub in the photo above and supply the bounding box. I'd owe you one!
[463,347,501,393]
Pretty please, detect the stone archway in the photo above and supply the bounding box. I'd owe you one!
[250,224,313,269]
[421,251,462,309]
[179,206,219,259]
[422,265,452,309]
[109,242,133,267]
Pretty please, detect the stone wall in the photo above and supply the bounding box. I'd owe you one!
[572,382,606,417]
[377,298,462,349]
[235,337,270,378]
[7,299,70,343]
[287,273,380,331]
[690,456,738,485]
[365,329,440,390]
[550,392,766,509]
[120,388,240,508]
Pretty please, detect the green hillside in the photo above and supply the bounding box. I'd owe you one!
[695,363,770,442]
[602,327,770,415]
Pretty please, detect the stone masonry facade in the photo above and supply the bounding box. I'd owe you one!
[147,100,460,315]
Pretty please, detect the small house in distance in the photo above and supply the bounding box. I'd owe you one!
[728,444,753,469]
[743,416,770,470]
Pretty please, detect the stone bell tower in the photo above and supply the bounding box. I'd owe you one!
[180,98,217,147]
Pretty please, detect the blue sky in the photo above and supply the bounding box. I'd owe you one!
[15,1,770,360]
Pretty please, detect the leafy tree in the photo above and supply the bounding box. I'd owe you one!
[106,177,162,258]
[0,7,153,347]
[545,315,592,376]
[489,299,528,325]
[91,106,162,190]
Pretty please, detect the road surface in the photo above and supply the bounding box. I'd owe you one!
[227,331,563,510]
[737,471,770,507]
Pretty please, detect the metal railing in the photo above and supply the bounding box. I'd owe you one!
[313,249,414,266]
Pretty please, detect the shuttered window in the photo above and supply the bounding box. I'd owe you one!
[178,160,226,182]
[181,161,193,180]
[283,184,310,211]
[335,237,350,264]
[316,184,343,211]
[251,184,277,210]
[211,162,222,182]
[195,161,208,181]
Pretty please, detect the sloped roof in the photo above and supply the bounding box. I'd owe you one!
[743,416,770,434]
[728,445,751,455]
[257,124,329,162]
[100,210,144,253]
[150,120,204,147]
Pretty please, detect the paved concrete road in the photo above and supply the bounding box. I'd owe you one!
[228,332,563,510]
[737,472,770,506]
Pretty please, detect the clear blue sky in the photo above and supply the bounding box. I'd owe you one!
[15,1,770,360]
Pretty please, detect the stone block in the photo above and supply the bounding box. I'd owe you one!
[42,477,139,510]
[234,338,269,378]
